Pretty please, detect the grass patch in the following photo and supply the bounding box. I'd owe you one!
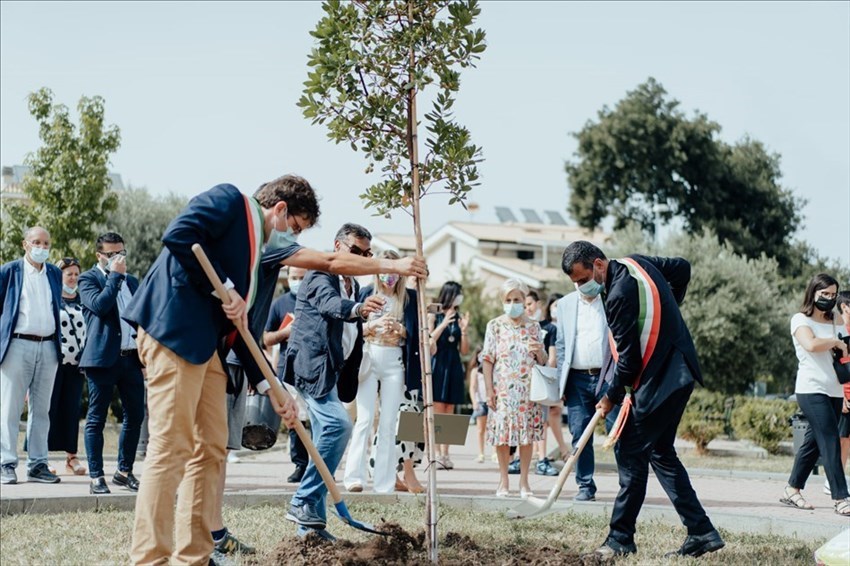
[0,502,822,565]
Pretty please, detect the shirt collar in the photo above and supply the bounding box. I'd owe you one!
[97,263,108,276]
[23,258,45,275]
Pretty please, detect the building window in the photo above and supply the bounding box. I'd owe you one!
[450,241,457,265]
[517,250,534,261]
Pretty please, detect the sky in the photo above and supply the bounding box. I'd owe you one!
[2,1,848,266]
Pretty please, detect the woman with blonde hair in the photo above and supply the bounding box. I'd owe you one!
[482,278,546,498]
[344,250,424,494]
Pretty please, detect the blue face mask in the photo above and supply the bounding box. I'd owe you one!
[267,211,299,250]
[503,302,525,319]
[288,279,302,295]
[28,245,50,264]
[576,267,604,297]
[63,284,78,295]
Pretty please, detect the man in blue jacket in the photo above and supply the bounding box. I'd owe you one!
[561,241,724,560]
[0,226,63,486]
[78,232,145,496]
[282,223,384,540]
[125,176,426,566]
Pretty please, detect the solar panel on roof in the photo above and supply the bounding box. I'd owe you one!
[495,206,517,222]
[520,208,543,224]
[544,210,568,225]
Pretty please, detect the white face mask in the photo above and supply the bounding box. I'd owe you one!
[62,284,78,295]
[27,244,50,264]
[288,279,302,295]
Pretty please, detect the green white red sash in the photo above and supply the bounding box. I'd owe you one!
[604,257,662,448]
[243,195,264,311]
[224,195,263,350]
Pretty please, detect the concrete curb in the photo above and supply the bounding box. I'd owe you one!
[2,490,841,541]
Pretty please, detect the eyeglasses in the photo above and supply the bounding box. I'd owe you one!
[57,257,80,269]
[100,250,127,259]
[817,290,838,300]
[339,241,373,258]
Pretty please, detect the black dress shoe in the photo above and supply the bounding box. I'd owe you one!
[90,477,111,495]
[112,471,140,492]
[665,529,725,558]
[287,465,306,484]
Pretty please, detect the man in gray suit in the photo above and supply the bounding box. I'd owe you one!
[555,288,619,501]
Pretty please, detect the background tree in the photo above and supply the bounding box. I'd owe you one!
[299,0,485,558]
[565,78,804,270]
[458,263,501,349]
[0,87,121,265]
[101,185,188,278]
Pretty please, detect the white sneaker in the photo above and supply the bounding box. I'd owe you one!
[476,454,485,464]
[227,452,241,464]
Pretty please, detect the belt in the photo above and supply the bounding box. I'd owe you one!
[12,333,55,342]
[120,349,138,357]
[570,367,601,375]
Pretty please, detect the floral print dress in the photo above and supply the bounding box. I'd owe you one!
[482,315,544,446]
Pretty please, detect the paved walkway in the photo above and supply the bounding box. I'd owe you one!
[2,426,847,542]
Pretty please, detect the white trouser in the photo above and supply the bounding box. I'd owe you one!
[344,344,405,494]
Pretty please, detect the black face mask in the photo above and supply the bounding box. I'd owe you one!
[815,297,836,312]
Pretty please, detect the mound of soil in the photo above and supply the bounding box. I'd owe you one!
[263,522,594,565]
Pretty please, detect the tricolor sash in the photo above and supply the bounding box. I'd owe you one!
[604,257,662,448]
[224,195,264,350]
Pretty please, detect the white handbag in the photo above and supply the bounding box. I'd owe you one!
[530,364,561,406]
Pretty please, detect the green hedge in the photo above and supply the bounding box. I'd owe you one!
[679,389,727,455]
[730,396,796,455]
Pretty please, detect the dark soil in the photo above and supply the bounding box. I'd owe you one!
[263,522,598,565]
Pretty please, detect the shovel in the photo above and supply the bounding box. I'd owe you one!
[507,408,604,520]
[191,243,388,536]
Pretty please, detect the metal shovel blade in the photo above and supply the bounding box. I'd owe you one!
[333,501,391,536]
[507,495,570,520]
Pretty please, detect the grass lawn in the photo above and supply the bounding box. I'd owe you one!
[0,502,822,565]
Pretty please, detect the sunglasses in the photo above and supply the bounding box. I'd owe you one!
[339,241,373,258]
[100,250,127,259]
[57,257,80,269]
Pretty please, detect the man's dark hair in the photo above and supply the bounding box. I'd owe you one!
[800,272,839,320]
[335,223,372,243]
[838,291,850,312]
[254,174,321,225]
[96,232,124,252]
[561,240,606,275]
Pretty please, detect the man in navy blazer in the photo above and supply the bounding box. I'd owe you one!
[124,176,426,565]
[561,241,724,560]
[0,226,63,485]
[282,223,384,539]
[78,232,145,496]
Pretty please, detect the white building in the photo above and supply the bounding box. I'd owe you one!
[372,217,610,299]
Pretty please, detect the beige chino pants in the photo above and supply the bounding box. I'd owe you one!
[130,329,228,566]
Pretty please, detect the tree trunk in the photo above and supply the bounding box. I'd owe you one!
[408,1,438,562]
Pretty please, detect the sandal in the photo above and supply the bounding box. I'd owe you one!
[65,455,87,476]
[779,486,814,510]
[835,498,850,517]
[395,477,408,492]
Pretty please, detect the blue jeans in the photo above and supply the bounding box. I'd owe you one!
[84,356,145,478]
[290,387,352,522]
[0,338,58,468]
[565,369,619,494]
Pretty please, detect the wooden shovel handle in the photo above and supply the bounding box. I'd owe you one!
[191,244,343,504]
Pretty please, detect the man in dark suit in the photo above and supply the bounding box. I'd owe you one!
[78,232,145,495]
[561,241,724,561]
[283,223,384,540]
[0,226,63,485]
[124,176,426,565]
